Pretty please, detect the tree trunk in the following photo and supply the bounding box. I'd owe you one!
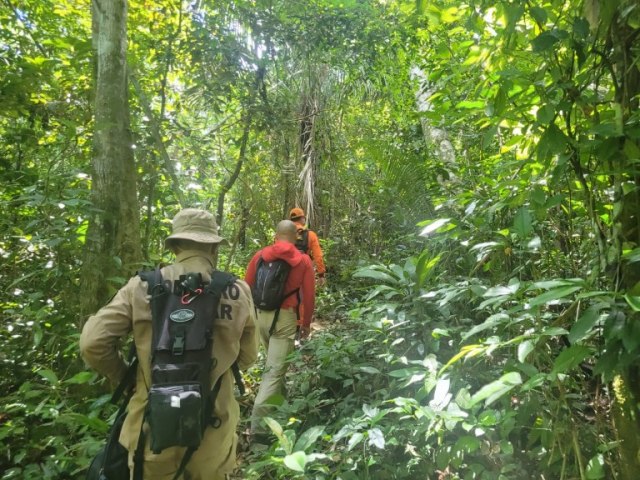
[606,5,640,478]
[216,114,251,229]
[80,0,141,319]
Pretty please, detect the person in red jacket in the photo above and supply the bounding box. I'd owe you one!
[245,220,315,438]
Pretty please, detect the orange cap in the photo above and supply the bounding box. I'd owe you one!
[290,207,305,219]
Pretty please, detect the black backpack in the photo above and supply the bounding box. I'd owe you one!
[295,228,309,254]
[143,268,239,453]
[251,257,299,335]
[87,269,240,480]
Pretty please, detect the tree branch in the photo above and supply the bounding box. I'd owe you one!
[130,74,186,206]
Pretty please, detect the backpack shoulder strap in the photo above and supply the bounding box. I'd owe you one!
[110,344,138,405]
[207,271,247,397]
[207,271,236,297]
[139,266,170,353]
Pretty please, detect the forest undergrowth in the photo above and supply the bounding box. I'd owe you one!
[235,245,619,480]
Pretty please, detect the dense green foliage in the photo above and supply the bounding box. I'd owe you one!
[1,0,639,478]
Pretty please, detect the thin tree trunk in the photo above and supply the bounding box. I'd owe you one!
[81,0,141,319]
[216,114,251,228]
[606,6,640,478]
[131,75,186,206]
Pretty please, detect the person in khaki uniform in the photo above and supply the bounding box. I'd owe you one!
[80,209,258,480]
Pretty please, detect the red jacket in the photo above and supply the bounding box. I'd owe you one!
[245,240,315,327]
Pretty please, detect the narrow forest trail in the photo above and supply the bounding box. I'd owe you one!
[232,314,339,477]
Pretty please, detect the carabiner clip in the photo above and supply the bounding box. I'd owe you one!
[181,288,203,305]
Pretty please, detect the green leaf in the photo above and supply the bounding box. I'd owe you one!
[537,125,569,160]
[470,372,522,406]
[521,372,547,392]
[33,326,43,347]
[513,208,534,238]
[483,285,519,297]
[624,294,640,312]
[531,31,559,52]
[353,267,398,284]
[552,345,592,375]
[359,366,381,374]
[573,17,590,40]
[283,451,307,473]
[500,439,514,454]
[65,371,95,384]
[529,279,584,290]
[529,6,548,25]
[416,251,441,287]
[456,100,485,110]
[441,6,463,23]
[531,187,546,205]
[294,425,325,452]
[505,4,525,29]
[418,218,453,236]
[37,369,59,384]
[347,432,364,451]
[586,453,605,479]
[568,307,602,344]
[493,88,507,115]
[462,313,509,340]
[536,104,555,124]
[518,340,535,363]
[540,327,569,336]
[264,417,292,453]
[368,428,385,449]
[622,247,640,263]
[455,435,481,453]
[528,286,582,306]
[263,417,283,437]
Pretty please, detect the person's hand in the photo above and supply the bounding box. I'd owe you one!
[299,325,311,340]
[317,275,326,287]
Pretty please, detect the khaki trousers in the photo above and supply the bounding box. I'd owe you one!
[250,307,298,434]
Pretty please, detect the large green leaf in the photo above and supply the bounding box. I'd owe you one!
[462,313,510,340]
[416,251,441,287]
[347,432,364,451]
[283,451,307,473]
[552,345,592,375]
[353,267,398,284]
[513,207,533,238]
[294,425,325,452]
[418,218,454,236]
[624,294,640,312]
[37,369,59,384]
[483,284,519,298]
[531,31,560,52]
[529,279,584,290]
[568,307,602,344]
[622,247,640,263]
[64,371,95,385]
[470,372,522,406]
[517,340,535,363]
[586,453,605,479]
[367,428,385,449]
[528,286,582,306]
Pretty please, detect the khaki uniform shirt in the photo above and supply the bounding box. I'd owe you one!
[80,250,258,475]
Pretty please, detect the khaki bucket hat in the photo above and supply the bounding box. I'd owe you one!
[164,208,226,248]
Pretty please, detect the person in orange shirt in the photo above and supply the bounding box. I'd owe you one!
[289,208,325,331]
[289,207,326,286]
